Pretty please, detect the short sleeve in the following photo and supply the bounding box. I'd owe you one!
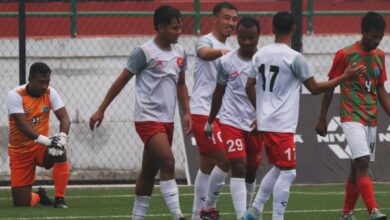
[49,87,65,111]
[379,53,387,84]
[7,90,24,115]
[216,60,229,85]
[328,50,347,79]
[195,37,213,57]
[248,58,258,79]
[291,54,313,82]
[125,47,147,75]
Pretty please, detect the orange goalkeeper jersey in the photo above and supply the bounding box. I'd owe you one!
[8,86,52,147]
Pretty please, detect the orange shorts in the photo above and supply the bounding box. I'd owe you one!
[261,131,296,168]
[8,143,48,187]
[191,114,225,154]
[134,121,174,147]
[220,123,263,168]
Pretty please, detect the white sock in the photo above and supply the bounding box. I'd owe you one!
[272,169,296,220]
[246,180,256,208]
[230,177,247,219]
[192,170,210,220]
[204,166,228,209]
[132,195,151,220]
[160,179,183,218]
[252,166,280,213]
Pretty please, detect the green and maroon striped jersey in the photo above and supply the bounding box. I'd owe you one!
[328,42,387,126]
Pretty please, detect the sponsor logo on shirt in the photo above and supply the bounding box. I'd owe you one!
[32,117,40,125]
[177,57,184,68]
[155,60,163,66]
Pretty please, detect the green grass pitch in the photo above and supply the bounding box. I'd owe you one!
[0,184,389,219]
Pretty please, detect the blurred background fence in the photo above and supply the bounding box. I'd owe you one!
[1,0,390,185]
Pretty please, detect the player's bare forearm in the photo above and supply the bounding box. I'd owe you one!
[208,84,226,124]
[98,69,133,113]
[177,72,191,116]
[54,107,71,134]
[197,47,228,61]
[12,113,40,140]
[378,84,390,117]
[304,77,342,95]
[318,88,334,122]
[246,78,257,108]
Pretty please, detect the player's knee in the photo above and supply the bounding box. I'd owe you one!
[159,158,175,173]
[230,161,246,178]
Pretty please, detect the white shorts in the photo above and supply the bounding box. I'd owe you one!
[341,122,376,161]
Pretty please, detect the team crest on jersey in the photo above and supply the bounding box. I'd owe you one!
[374,67,381,78]
[155,60,163,66]
[177,57,184,68]
[42,106,49,112]
[230,70,240,78]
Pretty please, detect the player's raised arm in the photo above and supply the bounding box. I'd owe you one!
[197,46,230,61]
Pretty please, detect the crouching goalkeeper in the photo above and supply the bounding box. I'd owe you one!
[6,62,70,208]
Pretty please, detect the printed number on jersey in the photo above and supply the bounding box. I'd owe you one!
[259,64,280,92]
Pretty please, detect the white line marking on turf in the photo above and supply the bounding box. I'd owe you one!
[1,208,390,219]
[1,191,390,200]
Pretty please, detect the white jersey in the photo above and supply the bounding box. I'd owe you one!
[249,43,312,133]
[125,38,187,122]
[217,49,256,131]
[190,32,232,116]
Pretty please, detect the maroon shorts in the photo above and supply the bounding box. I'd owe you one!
[220,123,263,168]
[191,114,225,154]
[135,121,174,147]
[261,131,296,168]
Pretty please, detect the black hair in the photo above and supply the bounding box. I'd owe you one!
[237,16,260,34]
[28,62,51,80]
[361,11,386,32]
[273,11,294,34]
[213,2,237,16]
[153,5,182,31]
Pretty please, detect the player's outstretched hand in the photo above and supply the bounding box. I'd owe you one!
[204,122,214,139]
[343,63,366,79]
[89,110,104,131]
[315,119,328,137]
[48,132,68,157]
[183,114,192,135]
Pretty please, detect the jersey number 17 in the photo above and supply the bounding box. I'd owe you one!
[259,64,280,92]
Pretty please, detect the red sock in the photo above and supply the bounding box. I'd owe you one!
[342,180,359,215]
[30,192,40,207]
[53,162,70,198]
[356,175,378,214]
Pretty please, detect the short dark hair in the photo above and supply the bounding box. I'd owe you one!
[361,11,386,32]
[28,62,51,79]
[213,2,237,16]
[237,16,260,34]
[153,5,182,31]
[273,11,294,34]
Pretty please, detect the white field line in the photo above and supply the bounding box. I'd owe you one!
[1,208,390,220]
[1,191,390,201]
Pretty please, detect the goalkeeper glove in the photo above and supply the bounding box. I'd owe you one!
[48,132,68,157]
